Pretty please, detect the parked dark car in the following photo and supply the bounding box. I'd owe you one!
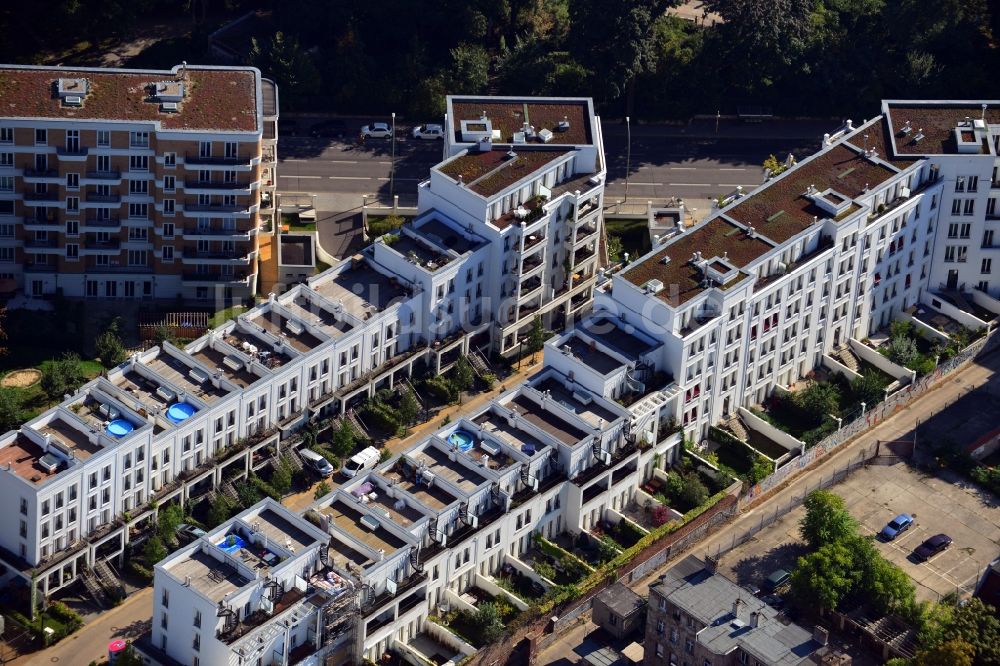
[914,533,952,561]
[765,568,791,592]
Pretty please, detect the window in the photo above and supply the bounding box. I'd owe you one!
[0,153,12,167]
[956,176,966,192]
[0,247,13,262]
[129,131,149,148]
[164,152,176,168]
[965,199,975,216]
[66,173,79,190]
[128,203,148,219]
[192,633,200,651]
[978,280,989,292]
[983,258,992,274]
[0,176,12,192]
[969,175,979,192]
[128,250,148,266]
[129,155,148,171]
[97,130,110,147]
[952,199,962,215]
[160,612,168,630]
[986,230,996,249]
[66,244,79,259]
[129,179,149,194]
[945,246,956,262]
[163,175,175,192]
[163,199,175,215]
[66,197,79,213]
[0,127,11,143]
[35,128,47,145]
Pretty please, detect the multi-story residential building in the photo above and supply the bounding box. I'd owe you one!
[149,498,355,666]
[593,100,1000,441]
[0,63,278,302]
[423,95,607,354]
[645,555,829,666]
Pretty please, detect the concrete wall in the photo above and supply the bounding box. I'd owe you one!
[634,487,684,523]
[924,294,989,330]
[605,507,650,535]
[972,290,1000,317]
[850,338,916,384]
[738,407,803,453]
[822,354,862,382]
[502,552,554,589]
[897,311,951,344]
[476,574,529,611]
[423,619,477,658]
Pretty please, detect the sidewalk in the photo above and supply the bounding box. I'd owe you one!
[537,347,998,664]
[13,587,153,666]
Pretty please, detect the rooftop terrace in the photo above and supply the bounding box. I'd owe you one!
[622,217,773,306]
[726,144,895,243]
[533,377,620,428]
[577,316,659,362]
[389,235,453,272]
[248,507,320,552]
[283,294,355,339]
[555,334,624,375]
[381,459,461,511]
[144,353,233,403]
[0,65,259,132]
[35,416,103,459]
[111,370,172,414]
[416,217,483,255]
[450,98,592,145]
[189,344,259,388]
[509,395,589,446]
[412,445,488,494]
[320,499,406,558]
[438,148,572,198]
[0,435,64,484]
[312,261,410,320]
[472,412,547,459]
[165,547,249,602]
[885,102,1000,155]
[249,311,325,353]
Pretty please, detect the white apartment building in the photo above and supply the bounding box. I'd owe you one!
[592,100,1000,441]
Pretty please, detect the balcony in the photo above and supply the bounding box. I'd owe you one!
[24,192,59,203]
[183,180,250,191]
[86,193,121,204]
[56,146,89,158]
[573,246,596,264]
[183,203,249,215]
[25,238,59,249]
[22,168,59,181]
[24,263,56,273]
[85,238,121,251]
[522,232,546,251]
[182,226,252,240]
[182,271,250,284]
[184,153,251,166]
[575,224,598,243]
[521,253,544,273]
[86,170,121,180]
[518,277,542,300]
[182,250,254,265]
[23,217,60,229]
[85,263,152,274]
[83,217,121,230]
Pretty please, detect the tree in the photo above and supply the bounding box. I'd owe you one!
[607,234,624,262]
[851,372,888,407]
[156,503,184,546]
[598,536,621,562]
[0,388,21,433]
[206,494,234,528]
[451,356,475,393]
[793,382,840,427]
[249,31,321,109]
[799,490,858,550]
[748,456,773,484]
[886,335,919,367]
[789,540,859,610]
[314,481,332,500]
[922,598,1000,665]
[858,543,915,614]
[152,325,176,347]
[40,353,84,401]
[474,602,506,644]
[447,43,490,94]
[271,457,293,495]
[914,639,974,666]
[143,535,168,565]
[527,315,546,355]
[399,389,420,425]
[237,481,262,509]
[330,421,357,458]
[678,473,709,508]
[95,318,126,368]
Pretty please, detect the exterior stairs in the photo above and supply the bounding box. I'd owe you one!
[834,346,860,373]
[720,414,749,442]
[94,558,125,600]
[80,568,110,608]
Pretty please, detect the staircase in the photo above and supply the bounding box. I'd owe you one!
[834,346,860,373]
[720,414,749,443]
[80,568,110,608]
[468,350,491,376]
[345,409,366,437]
[282,450,303,472]
[219,480,241,505]
[93,558,125,600]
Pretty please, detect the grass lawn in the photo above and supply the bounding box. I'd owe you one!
[605,217,651,262]
[209,305,244,329]
[281,213,316,232]
[316,260,332,273]
[1,356,105,422]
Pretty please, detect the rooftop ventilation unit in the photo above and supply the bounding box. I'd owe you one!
[557,117,571,132]
[189,367,209,383]
[223,356,243,371]
[63,96,83,107]
[155,386,177,402]
[900,120,912,136]
[912,129,925,143]
[38,453,62,473]
[644,278,665,294]
[359,514,380,531]
[538,128,554,143]
[160,102,179,113]
[285,319,304,336]
[480,441,501,457]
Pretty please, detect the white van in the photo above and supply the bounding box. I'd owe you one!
[342,446,381,478]
[300,449,334,477]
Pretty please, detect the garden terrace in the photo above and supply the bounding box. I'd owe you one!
[907,304,966,338]
[223,329,295,369]
[472,412,547,459]
[509,395,589,446]
[577,316,660,362]
[493,195,547,230]
[885,102,1000,155]
[312,261,410,319]
[727,144,895,243]
[412,445,488,494]
[164,547,250,602]
[248,311,325,353]
[144,353,233,403]
[450,99,592,145]
[416,217,484,255]
[450,149,571,199]
[532,376,620,428]
[320,499,406,555]
[0,66,259,132]
[0,434,67,484]
[555,334,624,375]
[932,290,998,323]
[390,234,454,271]
[283,294,356,339]
[623,217,773,306]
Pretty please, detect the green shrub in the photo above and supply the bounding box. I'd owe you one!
[368,214,405,237]
[128,560,154,583]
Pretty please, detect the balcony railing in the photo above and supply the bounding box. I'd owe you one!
[87,193,122,204]
[183,227,250,237]
[86,239,121,250]
[183,203,248,214]
[23,217,59,227]
[182,271,249,283]
[182,250,252,261]
[83,217,121,229]
[23,168,58,178]
[86,170,122,180]
[24,192,59,202]
[183,180,249,190]
[25,238,59,249]
[56,146,89,157]
[184,153,249,166]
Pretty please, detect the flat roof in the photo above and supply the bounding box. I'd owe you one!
[144,353,232,403]
[885,102,1000,155]
[279,234,313,266]
[112,370,172,413]
[0,435,62,484]
[412,446,488,493]
[390,235,454,271]
[0,65,258,132]
[622,217,773,306]
[321,499,406,556]
[35,417,102,459]
[249,311,324,353]
[312,262,409,319]
[472,412,546,459]
[533,377,619,428]
[726,145,895,243]
[556,334,624,375]
[849,116,914,170]
[416,217,483,255]
[251,507,320,552]
[438,148,571,197]
[190,344,258,388]
[165,547,249,601]
[578,316,659,362]
[381,464,459,510]
[283,294,355,339]
[510,395,588,446]
[366,492,426,527]
[450,98,592,145]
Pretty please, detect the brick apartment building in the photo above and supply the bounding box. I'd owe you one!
[0,63,278,302]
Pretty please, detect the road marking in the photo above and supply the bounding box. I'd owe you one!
[669,167,696,171]
[627,182,663,186]
[668,182,711,187]
[327,160,358,164]
[376,177,421,182]
[281,159,308,162]
[328,176,369,180]
[719,168,748,171]
[718,183,759,188]
[278,174,321,179]
[377,161,393,165]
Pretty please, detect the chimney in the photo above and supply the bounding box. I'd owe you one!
[704,555,719,574]
[813,626,829,646]
[732,598,743,620]
[750,611,760,628]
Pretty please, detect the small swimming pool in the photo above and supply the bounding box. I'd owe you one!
[106,419,134,437]
[217,534,248,555]
[448,430,474,452]
[166,402,196,424]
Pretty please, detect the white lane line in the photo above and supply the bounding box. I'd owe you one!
[718,183,759,188]
[669,167,696,171]
[719,168,748,171]
[327,160,358,164]
[627,182,664,186]
[668,182,711,187]
[376,177,421,182]
[281,159,308,162]
[328,176,369,180]
[377,161,393,165]
[278,174,321,179]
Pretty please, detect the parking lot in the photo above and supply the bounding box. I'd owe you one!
[719,461,1000,604]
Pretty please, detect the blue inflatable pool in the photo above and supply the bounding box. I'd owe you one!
[106,419,134,437]
[167,402,196,424]
[218,534,247,554]
[448,430,474,452]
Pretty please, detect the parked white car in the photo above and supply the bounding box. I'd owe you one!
[411,123,444,140]
[361,122,392,138]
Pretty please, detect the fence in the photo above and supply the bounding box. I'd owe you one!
[138,312,210,342]
[741,331,997,508]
